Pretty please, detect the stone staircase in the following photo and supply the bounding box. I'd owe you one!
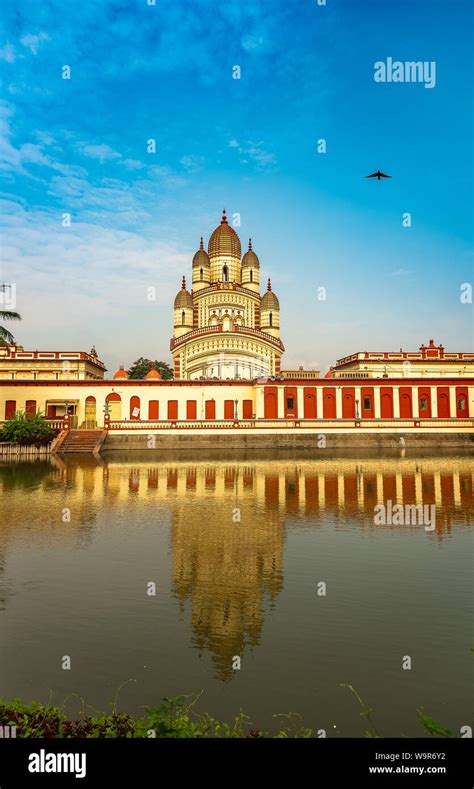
[56,430,105,454]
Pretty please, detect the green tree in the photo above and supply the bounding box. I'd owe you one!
[127,358,173,380]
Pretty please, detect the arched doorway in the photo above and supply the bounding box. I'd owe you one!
[106,392,122,421]
[456,387,468,418]
[418,388,431,418]
[264,387,278,418]
[380,388,394,418]
[437,388,450,418]
[323,389,336,419]
[303,388,316,418]
[399,388,412,418]
[222,265,228,282]
[130,395,140,420]
[84,396,97,428]
[342,388,355,418]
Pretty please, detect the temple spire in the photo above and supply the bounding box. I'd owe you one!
[248,238,252,251]
[182,275,186,289]
[267,277,272,291]
[221,208,228,224]
[200,236,204,250]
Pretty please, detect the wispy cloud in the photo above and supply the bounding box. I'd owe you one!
[79,143,122,163]
[180,154,204,173]
[388,268,412,277]
[20,32,50,54]
[0,43,16,63]
[228,139,276,168]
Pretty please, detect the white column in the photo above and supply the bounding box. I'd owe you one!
[393,386,400,418]
[449,386,457,418]
[297,386,304,418]
[412,387,419,418]
[468,386,474,418]
[277,387,285,419]
[431,387,438,418]
[335,387,343,419]
[316,387,324,419]
[354,387,362,419]
[374,387,381,418]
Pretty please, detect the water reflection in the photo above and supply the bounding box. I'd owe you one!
[1,452,472,684]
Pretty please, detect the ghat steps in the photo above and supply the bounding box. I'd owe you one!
[56,430,104,454]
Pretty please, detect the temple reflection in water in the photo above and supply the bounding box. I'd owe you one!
[1,453,472,680]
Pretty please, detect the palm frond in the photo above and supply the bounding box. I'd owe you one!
[0,327,15,343]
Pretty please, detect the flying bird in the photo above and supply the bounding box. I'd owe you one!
[366,170,392,180]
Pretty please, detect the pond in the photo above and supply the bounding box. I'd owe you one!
[0,448,472,737]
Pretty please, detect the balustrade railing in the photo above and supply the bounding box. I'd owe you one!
[107,417,474,430]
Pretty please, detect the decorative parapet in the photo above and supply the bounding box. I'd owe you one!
[170,325,285,352]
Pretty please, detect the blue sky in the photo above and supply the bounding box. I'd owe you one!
[1,0,472,375]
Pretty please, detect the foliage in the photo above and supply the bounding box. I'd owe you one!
[342,684,453,739]
[0,694,306,739]
[0,307,21,345]
[416,711,452,738]
[127,357,173,380]
[0,690,457,739]
[340,684,383,738]
[0,411,57,446]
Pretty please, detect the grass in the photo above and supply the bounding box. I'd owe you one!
[0,684,453,739]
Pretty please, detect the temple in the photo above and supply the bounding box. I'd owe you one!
[171,210,283,380]
[0,209,473,448]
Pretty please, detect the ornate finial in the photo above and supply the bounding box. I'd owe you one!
[221,208,228,224]
[181,275,186,289]
[199,236,204,250]
[248,238,252,250]
[267,277,272,291]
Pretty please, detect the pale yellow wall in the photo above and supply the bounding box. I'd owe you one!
[1,382,472,426]
[209,253,241,285]
[178,334,278,379]
[0,358,104,380]
[0,382,256,426]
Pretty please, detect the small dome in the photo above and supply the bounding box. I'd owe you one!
[146,368,162,380]
[192,238,210,268]
[242,238,260,268]
[113,366,129,380]
[261,278,279,309]
[174,276,193,308]
[208,209,241,259]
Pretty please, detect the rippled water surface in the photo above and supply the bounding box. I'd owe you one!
[0,449,472,736]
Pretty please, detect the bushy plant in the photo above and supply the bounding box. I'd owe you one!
[0,411,57,446]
